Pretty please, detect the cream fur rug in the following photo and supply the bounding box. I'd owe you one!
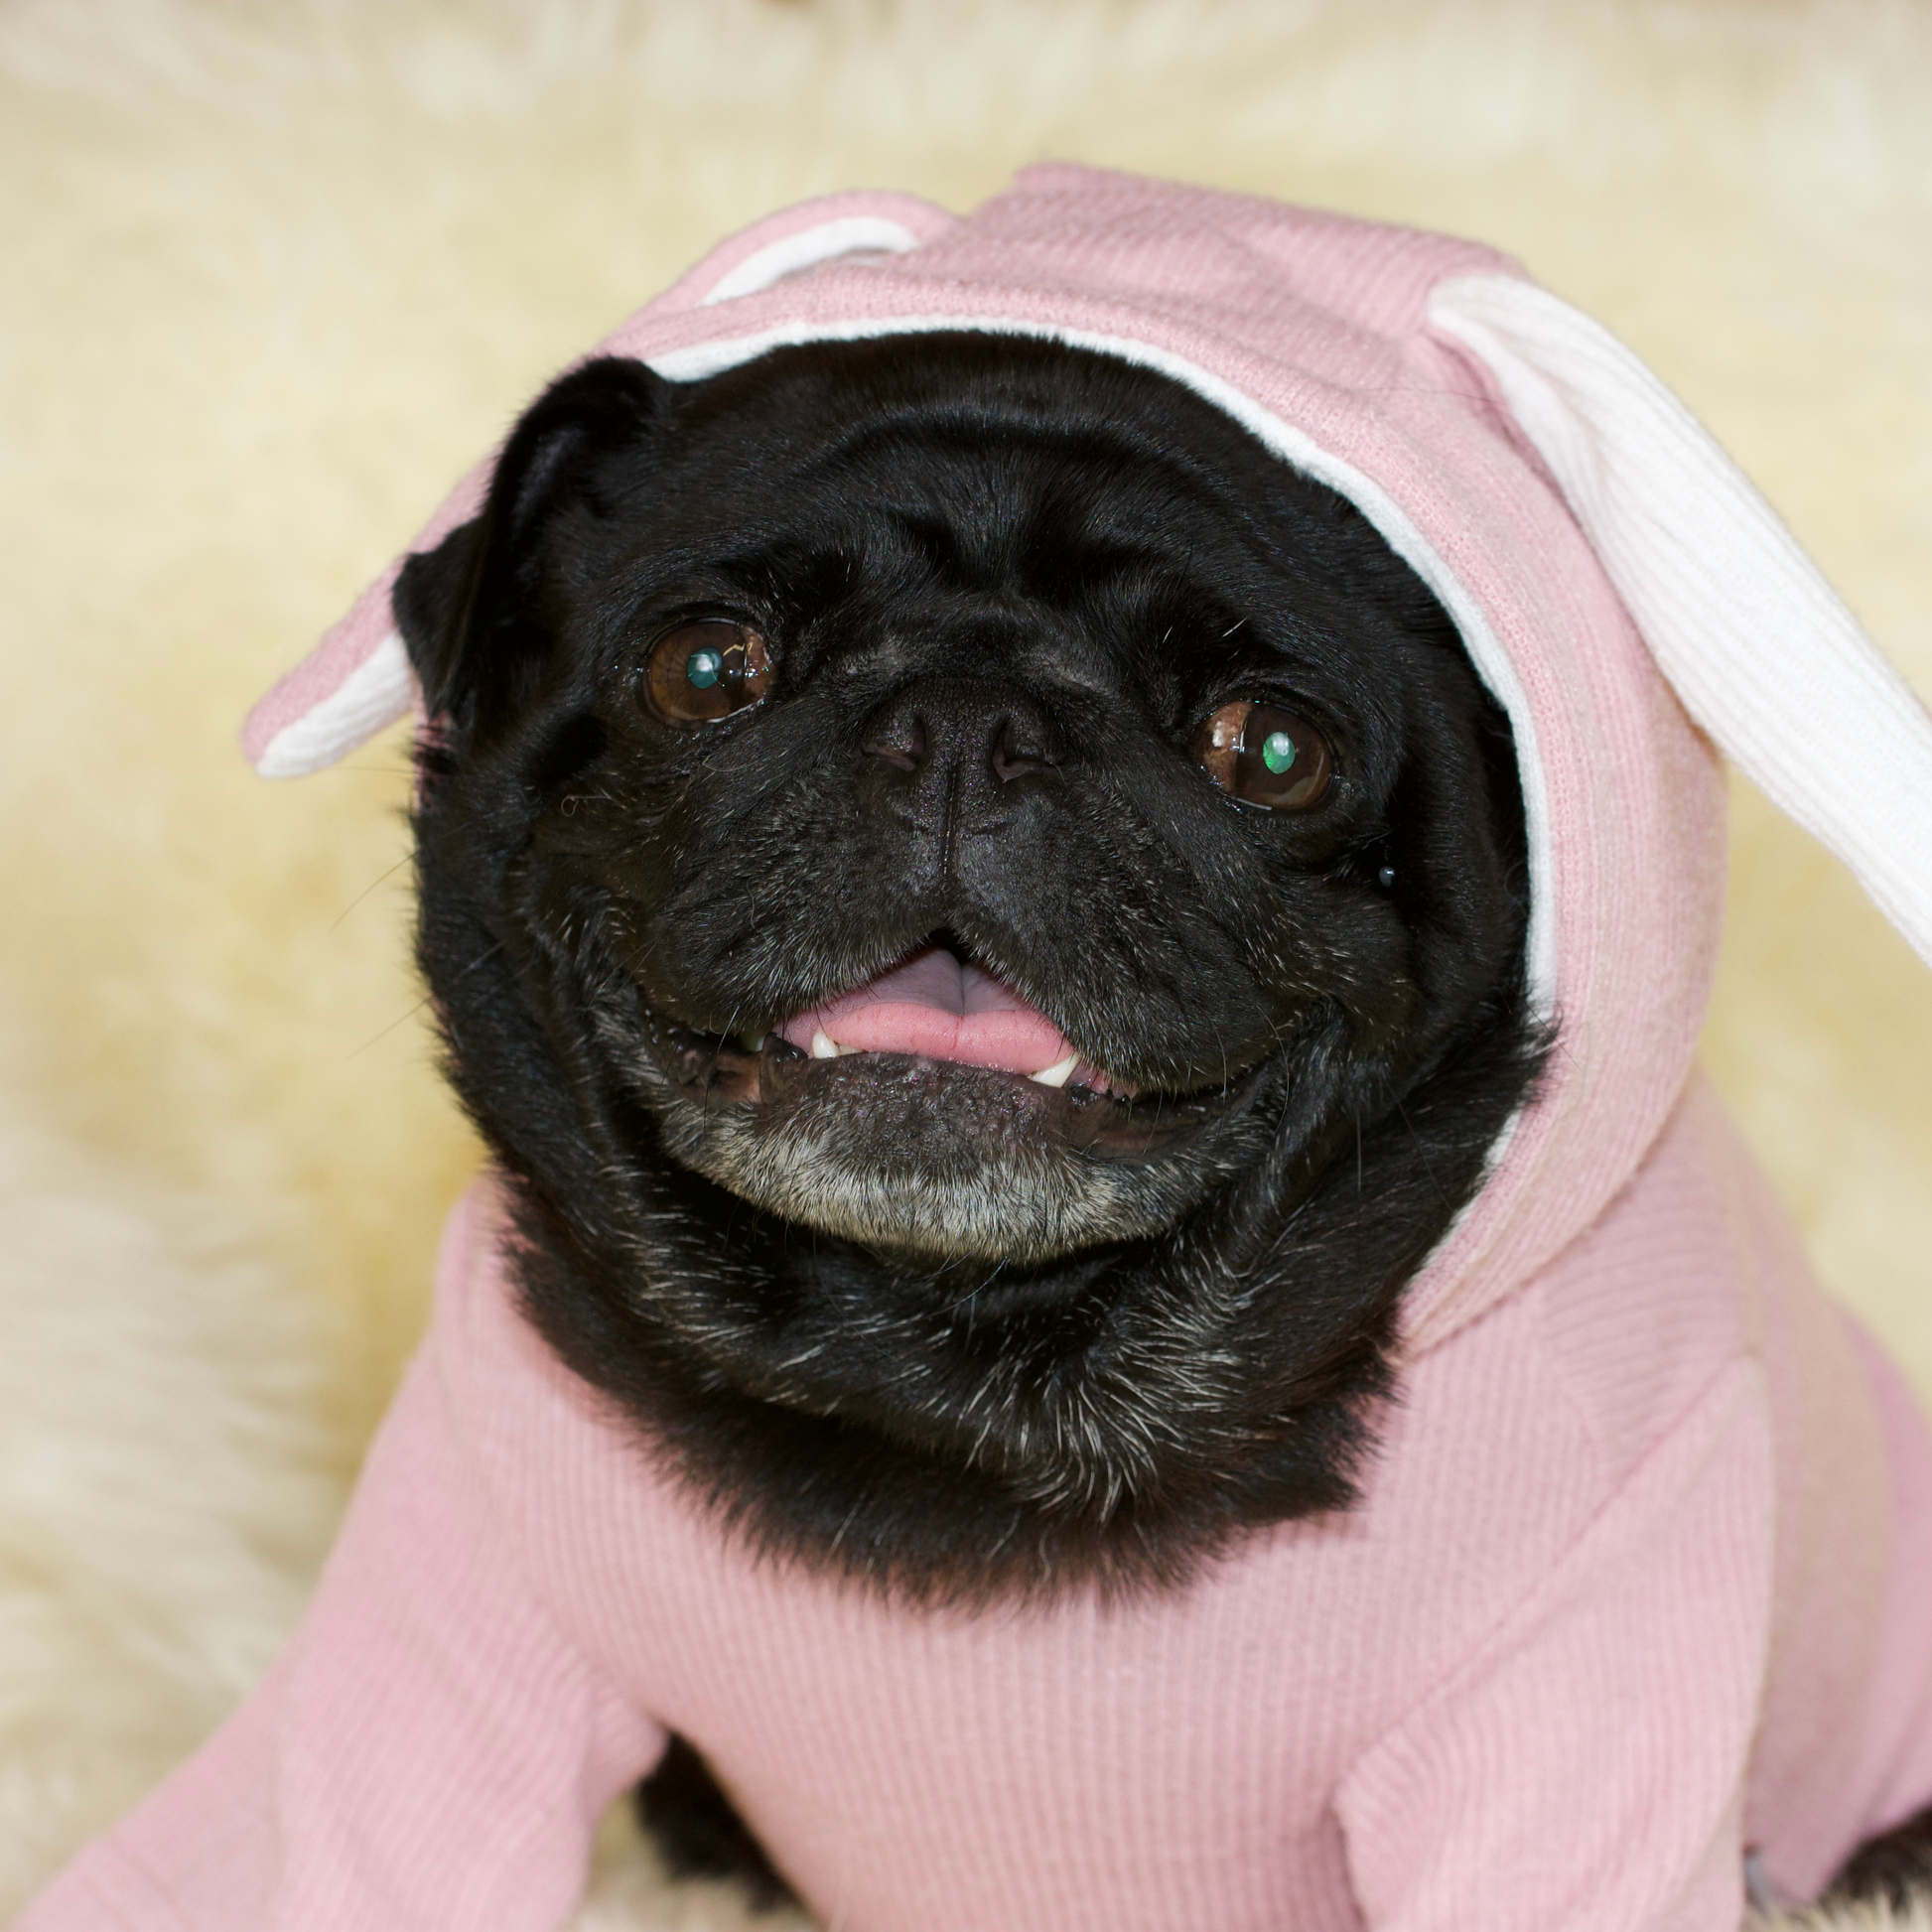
[3,2,1930,1924]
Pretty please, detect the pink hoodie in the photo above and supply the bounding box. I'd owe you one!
[20,166,1932,1932]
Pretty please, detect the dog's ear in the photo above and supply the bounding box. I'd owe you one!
[394,356,671,748]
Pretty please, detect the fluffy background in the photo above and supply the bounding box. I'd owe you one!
[2,1,1929,1924]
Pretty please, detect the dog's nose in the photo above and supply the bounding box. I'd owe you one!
[862,687,1060,798]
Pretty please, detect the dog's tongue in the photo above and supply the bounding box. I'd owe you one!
[779,947,1077,1079]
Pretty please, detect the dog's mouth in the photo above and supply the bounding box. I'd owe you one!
[773,940,1129,1096]
[634,934,1266,1165]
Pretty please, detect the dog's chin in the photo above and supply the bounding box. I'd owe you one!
[626,1021,1268,1265]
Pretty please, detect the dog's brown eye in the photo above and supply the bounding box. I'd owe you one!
[642,621,773,724]
[1191,700,1332,811]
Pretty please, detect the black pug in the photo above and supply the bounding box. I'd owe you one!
[393,332,1552,1907]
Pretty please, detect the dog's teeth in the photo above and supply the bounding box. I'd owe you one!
[1029,1053,1079,1088]
[741,1034,766,1052]
[811,1030,840,1060]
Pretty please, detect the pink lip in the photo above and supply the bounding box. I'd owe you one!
[777,945,1120,1090]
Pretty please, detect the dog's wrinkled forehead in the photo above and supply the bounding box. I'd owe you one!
[558,335,1445,662]
[527,343,1444,732]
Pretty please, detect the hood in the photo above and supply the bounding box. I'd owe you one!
[244,164,1932,1355]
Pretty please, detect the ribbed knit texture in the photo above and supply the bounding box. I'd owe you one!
[27,168,1932,1931]
[20,1089,1932,1931]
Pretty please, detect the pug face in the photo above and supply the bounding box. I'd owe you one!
[397,335,1540,1599]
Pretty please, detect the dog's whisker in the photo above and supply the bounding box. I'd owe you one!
[328,853,413,931]
[346,996,432,1058]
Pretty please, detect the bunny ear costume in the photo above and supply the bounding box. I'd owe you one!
[26,165,1932,1932]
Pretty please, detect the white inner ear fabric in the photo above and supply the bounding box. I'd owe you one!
[1431,273,1932,971]
[700,217,925,306]
[258,630,416,780]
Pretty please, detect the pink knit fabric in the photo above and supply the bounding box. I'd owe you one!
[30,167,1932,1931]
